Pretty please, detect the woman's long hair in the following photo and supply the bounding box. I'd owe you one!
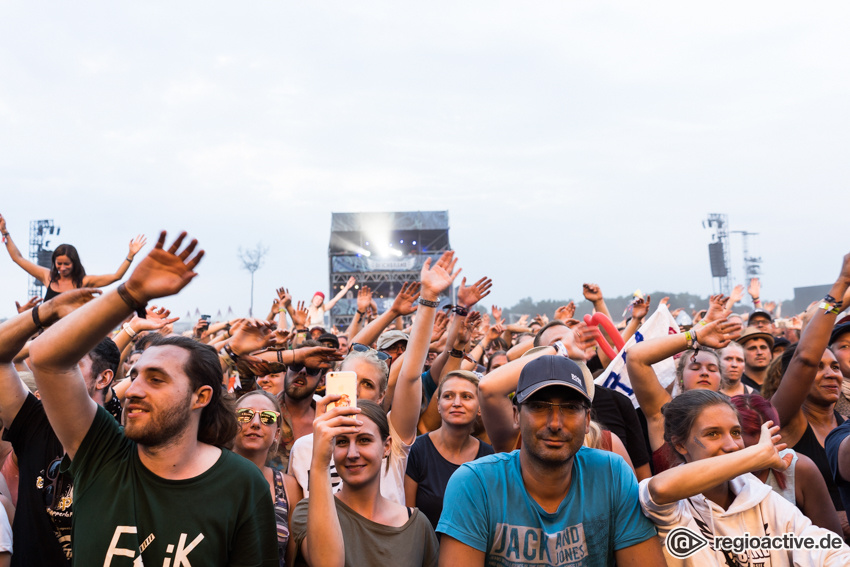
[50,244,86,287]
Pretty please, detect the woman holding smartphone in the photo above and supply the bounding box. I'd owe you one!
[291,397,438,567]
[232,390,303,567]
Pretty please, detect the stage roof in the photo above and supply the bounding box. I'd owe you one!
[330,211,448,233]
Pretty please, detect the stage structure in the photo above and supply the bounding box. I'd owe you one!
[328,211,451,329]
[28,219,59,298]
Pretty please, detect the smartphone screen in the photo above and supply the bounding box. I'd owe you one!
[326,371,357,409]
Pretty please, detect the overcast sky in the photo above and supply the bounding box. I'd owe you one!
[0,2,846,321]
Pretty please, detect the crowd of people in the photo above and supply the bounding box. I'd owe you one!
[1,216,850,566]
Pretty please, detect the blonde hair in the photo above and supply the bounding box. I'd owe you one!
[584,420,603,449]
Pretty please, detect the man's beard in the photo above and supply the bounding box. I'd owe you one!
[124,392,193,447]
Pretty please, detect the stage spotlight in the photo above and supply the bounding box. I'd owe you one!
[399,239,404,244]
[412,240,417,245]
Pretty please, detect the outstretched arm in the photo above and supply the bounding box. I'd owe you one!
[323,276,355,311]
[0,214,50,284]
[583,283,611,320]
[29,231,203,460]
[0,289,96,424]
[772,252,850,435]
[351,282,419,347]
[83,235,147,287]
[647,422,789,505]
[392,253,461,445]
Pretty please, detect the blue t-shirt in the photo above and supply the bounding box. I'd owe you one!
[436,448,656,566]
[825,420,850,513]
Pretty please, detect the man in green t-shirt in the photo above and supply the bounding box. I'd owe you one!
[29,231,278,567]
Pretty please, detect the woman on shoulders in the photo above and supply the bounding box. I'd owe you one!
[0,214,145,298]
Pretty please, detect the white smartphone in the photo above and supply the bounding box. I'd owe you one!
[326,371,357,409]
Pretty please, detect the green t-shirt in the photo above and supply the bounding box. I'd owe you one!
[63,405,278,567]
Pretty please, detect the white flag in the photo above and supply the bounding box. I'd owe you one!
[595,303,681,408]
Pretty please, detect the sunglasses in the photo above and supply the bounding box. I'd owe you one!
[351,343,390,361]
[236,408,281,425]
[287,364,323,376]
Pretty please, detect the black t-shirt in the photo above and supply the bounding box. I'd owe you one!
[3,393,71,566]
[740,373,762,392]
[591,386,651,469]
[405,433,494,529]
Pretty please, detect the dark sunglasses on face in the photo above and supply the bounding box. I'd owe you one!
[287,363,323,376]
[236,408,281,425]
[351,343,390,361]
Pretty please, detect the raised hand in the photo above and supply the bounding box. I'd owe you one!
[229,318,277,355]
[15,296,41,314]
[457,276,493,309]
[312,396,362,468]
[292,346,344,369]
[276,287,292,310]
[485,322,504,342]
[124,231,204,304]
[291,301,309,328]
[533,314,549,327]
[554,301,576,322]
[582,283,603,303]
[558,322,600,361]
[456,311,482,346]
[632,295,651,320]
[693,318,741,349]
[344,276,356,290]
[128,234,147,257]
[192,318,210,339]
[728,285,744,304]
[748,277,761,301]
[431,311,449,342]
[755,421,792,472]
[391,282,421,316]
[420,251,461,300]
[356,285,372,312]
[491,305,503,321]
[0,213,7,234]
[704,294,729,322]
[131,306,179,332]
[764,301,777,314]
[517,314,529,327]
[659,297,670,307]
[41,288,102,321]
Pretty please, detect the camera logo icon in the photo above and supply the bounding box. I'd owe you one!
[666,526,709,558]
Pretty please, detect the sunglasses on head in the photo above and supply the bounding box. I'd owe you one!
[236,408,281,425]
[351,343,390,361]
[287,363,323,376]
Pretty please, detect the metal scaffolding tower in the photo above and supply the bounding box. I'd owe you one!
[732,230,762,281]
[28,219,58,298]
[703,213,731,295]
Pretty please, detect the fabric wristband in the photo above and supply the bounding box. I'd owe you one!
[419,298,439,308]
[122,322,137,338]
[117,283,147,318]
[32,305,44,331]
